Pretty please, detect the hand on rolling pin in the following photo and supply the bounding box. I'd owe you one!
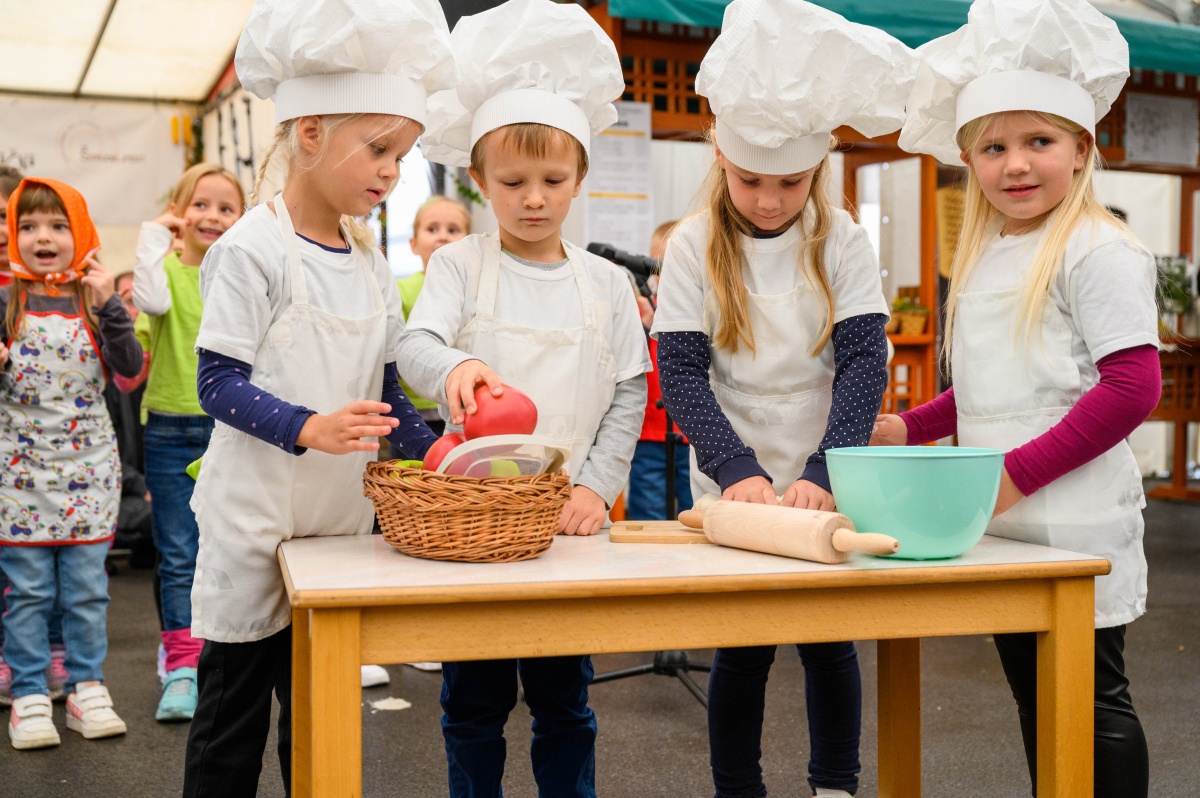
[444,359,502,426]
[558,485,606,536]
[780,479,835,511]
[721,475,777,504]
[295,401,398,454]
[992,468,1023,517]
[870,413,908,446]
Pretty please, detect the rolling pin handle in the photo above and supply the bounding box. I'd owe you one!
[678,509,705,530]
[831,528,900,555]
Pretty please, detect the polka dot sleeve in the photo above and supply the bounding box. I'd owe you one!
[196,348,316,454]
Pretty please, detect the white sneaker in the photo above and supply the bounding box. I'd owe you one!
[404,661,442,672]
[813,790,854,798]
[9,694,61,750]
[66,682,127,739]
[360,664,390,688]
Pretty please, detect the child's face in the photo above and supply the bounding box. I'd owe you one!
[470,134,582,250]
[116,274,138,320]
[181,174,243,255]
[316,114,421,218]
[16,208,74,276]
[0,191,11,271]
[717,151,816,233]
[961,112,1088,235]
[410,202,468,265]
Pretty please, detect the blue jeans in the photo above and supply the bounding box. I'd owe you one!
[0,567,63,651]
[441,656,597,798]
[143,413,213,633]
[708,642,862,797]
[0,543,110,697]
[626,440,694,520]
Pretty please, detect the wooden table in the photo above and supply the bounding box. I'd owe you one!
[280,533,1109,798]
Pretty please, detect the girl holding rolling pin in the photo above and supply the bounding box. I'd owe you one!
[651,2,913,795]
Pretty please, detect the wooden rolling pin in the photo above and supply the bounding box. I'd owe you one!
[678,499,899,564]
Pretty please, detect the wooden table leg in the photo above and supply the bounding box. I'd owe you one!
[877,637,922,798]
[1037,577,1094,798]
[292,607,313,798]
[306,607,362,798]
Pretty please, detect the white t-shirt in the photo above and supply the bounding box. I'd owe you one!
[963,217,1159,364]
[406,233,650,384]
[651,207,888,337]
[195,204,406,367]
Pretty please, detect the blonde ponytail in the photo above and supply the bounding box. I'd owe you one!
[943,112,1131,370]
[704,136,838,356]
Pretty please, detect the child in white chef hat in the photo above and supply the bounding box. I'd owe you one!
[650,1,913,796]
[398,0,650,794]
[181,0,453,794]
[876,0,1158,795]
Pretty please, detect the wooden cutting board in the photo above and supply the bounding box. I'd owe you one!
[609,520,711,544]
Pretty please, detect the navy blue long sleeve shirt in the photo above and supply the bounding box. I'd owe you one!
[657,312,889,492]
[196,348,437,459]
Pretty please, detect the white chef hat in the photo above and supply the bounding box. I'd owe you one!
[899,0,1129,165]
[697,0,917,175]
[420,0,623,168]
[235,0,456,127]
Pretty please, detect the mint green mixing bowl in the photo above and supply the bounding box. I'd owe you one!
[826,446,1004,560]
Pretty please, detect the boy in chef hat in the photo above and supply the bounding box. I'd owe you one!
[650,1,913,796]
[182,0,453,794]
[880,1,1155,795]
[399,0,651,794]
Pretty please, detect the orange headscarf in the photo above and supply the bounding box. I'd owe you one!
[6,177,101,297]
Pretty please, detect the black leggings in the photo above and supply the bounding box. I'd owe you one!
[993,625,1148,798]
[182,626,293,798]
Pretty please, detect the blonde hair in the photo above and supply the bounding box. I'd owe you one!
[943,111,1129,368]
[252,114,412,249]
[469,123,589,181]
[412,195,471,234]
[169,162,244,216]
[703,137,838,355]
[4,186,99,341]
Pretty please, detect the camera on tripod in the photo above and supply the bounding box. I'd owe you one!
[586,242,661,299]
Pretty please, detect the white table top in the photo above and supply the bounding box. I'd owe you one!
[280,533,1109,606]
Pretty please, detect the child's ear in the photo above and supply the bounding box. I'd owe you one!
[959,151,971,167]
[1074,133,1092,172]
[296,116,323,156]
[467,167,490,200]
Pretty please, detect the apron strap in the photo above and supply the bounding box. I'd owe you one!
[273,193,309,307]
[476,235,599,328]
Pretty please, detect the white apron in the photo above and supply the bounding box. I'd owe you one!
[690,270,835,500]
[953,284,1146,628]
[190,195,387,643]
[1,301,119,545]
[452,234,617,484]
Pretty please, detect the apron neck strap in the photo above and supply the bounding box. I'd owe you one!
[477,235,597,326]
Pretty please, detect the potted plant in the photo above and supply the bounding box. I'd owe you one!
[890,295,930,336]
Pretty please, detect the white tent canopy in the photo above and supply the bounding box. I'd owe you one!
[0,0,254,102]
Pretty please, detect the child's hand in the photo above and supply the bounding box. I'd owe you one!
[635,294,655,330]
[296,401,399,455]
[444,359,502,425]
[80,257,115,306]
[0,340,9,370]
[780,479,835,511]
[870,414,908,446]
[992,468,1023,517]
[152,205,189,240]
[722,476,777,504]
[558,485,606,536]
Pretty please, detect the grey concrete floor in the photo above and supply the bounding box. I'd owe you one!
[2,486,1197,797]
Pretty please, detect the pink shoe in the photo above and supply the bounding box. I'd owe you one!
[0,658,12,708]
[47,645,69,702]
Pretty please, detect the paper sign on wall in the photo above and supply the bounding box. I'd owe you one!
[583,101,654,256]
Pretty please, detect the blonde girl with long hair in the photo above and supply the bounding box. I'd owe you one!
[180,1,453,794]
[650,3,913,796]
[877,1,1158,795]
[130,162,243,722]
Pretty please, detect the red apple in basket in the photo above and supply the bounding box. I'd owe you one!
[422,432,466,471]
[463,384,538,440]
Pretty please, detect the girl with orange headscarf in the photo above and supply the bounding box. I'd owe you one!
[0,177,144,750]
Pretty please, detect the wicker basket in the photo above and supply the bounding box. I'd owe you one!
[363,461,573,563]
[884,315,901,334]
[898,311,929,336]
